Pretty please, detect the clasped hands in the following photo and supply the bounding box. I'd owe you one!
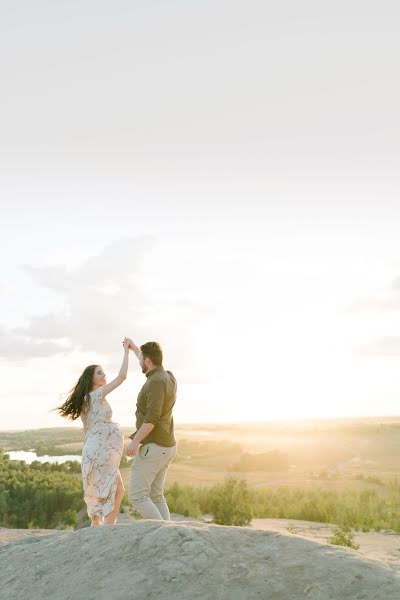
[122,337,135,351]
[127,438,140,457]
[122,336,140,457]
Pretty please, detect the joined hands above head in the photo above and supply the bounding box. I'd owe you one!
[124,337,134,349]
[123,337,140,359]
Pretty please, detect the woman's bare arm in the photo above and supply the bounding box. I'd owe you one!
[99,340,129,398]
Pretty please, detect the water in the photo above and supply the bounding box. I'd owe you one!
[7,451,82,465]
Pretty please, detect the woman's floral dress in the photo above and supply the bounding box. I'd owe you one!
[81,387,124,519]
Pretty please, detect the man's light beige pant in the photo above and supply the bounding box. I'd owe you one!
[128,442,177,520]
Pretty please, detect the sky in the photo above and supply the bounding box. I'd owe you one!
[1,1,400,429]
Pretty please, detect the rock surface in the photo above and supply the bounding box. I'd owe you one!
[0,520,399,600]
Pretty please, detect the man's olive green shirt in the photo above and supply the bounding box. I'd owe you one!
[129,366,177,447]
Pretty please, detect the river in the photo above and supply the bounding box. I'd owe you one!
[7,451,82,465]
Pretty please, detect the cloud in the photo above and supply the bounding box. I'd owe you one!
[2,237,206,373]
[357,337,400,357]
[349,275,400,315]
[0,325,68,360]
[392,276,400,291]
[349,275,400,357]
[348,296,400,314]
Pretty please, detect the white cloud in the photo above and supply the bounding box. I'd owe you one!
[349,275,400,315]
[347,273,400,357]
[357,336,400,357]
[348,296,400,314]
[0,325,67,360]
[1,237,207,375]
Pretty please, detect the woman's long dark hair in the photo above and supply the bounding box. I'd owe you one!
[57,365,98,420]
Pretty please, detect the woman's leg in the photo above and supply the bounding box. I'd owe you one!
[91,514,102,527]
[104,470,125,525]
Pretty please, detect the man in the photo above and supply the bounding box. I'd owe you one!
[125,339,177,520]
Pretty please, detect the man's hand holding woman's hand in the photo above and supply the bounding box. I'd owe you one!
[127,439,140,457]
[125,337,135,350]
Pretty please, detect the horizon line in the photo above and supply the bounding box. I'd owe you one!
[2,414,400,433]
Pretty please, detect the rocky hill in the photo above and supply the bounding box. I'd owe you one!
[1,520,399,600]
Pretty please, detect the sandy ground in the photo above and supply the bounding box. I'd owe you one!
[0,527,68,545]
[1,520,400,600]
[249,518,400,574]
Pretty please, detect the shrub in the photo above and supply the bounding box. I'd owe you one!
[210,478,253,526]
[329,525,360,550]
[165,482,203,517]
[62,509,78,528]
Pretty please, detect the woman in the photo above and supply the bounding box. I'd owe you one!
[58,339,129,526]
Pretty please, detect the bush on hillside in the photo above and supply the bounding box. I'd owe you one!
[210,478,253,526]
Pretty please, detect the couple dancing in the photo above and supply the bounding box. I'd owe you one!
[58,339,177,527]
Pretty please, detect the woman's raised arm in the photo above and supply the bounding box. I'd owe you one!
[99,340,129,398]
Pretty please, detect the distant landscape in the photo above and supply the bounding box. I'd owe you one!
[1,417,400,533]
